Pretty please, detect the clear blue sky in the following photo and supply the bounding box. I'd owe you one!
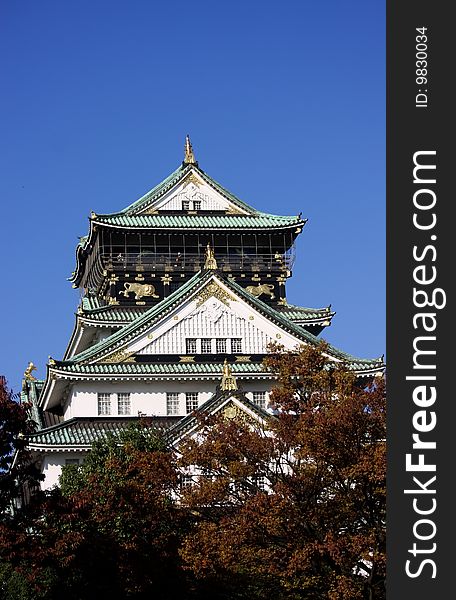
[0,1,385,393]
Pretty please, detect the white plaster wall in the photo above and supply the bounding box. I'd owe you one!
[149,178,237,213]
[130,291,302,357]
[41,452,87,490]
[63,379,274,419]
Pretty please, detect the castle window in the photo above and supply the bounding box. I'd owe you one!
[201,338,212,354]
[231,338,242,353]
[182,200,190,210]
[193,200,201,211]
[117,393,131,415]
[253,475,267,491]
[65,458,80,466]
[97,393,111,416]
[186,392,198,414]
[166,392,180,415]
[180,474,194,490]
[252,392,266,409]
[186,338,197,354]
[216,338,227,353]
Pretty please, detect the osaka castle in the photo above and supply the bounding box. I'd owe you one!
[21,137,384,489]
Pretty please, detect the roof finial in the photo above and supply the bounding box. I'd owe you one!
[221,359,238,391]
[23,361,37,382]
[204,243,218,270]
[183,134,197,165]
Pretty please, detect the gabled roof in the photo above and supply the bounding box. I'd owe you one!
[90,164,306,230]
[52,270,383,372]
[91,162,304,229]
[121,163,256,216]
[168,387,270,445]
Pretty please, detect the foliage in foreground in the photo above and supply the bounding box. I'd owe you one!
[0,345,385,599]
[0,377,42,518]
[178,344,386,600]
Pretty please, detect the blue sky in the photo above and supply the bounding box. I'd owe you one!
[0,1,385,392]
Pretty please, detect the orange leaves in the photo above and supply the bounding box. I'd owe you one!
[178,345,386,598]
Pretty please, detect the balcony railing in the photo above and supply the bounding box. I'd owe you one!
[100,251,294,272]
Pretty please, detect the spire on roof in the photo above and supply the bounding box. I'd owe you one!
[221,359,238,391]
[183,134,197,165]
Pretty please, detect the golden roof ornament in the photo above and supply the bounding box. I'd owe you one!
[221,359,238,391]
[183,134,197,165]
[24,362,37,381]
[204,243,218,270]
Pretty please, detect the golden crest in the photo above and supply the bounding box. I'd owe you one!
[196,282,234,307]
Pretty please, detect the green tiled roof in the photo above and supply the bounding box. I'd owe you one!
[80,302,331,326]
[276,304,335,322]
[70,163,306,285]
[28,417,179,448]
[81,306,145,323]
[57,270,383,372]
[80,296,145,323]
[92,212,302,230]
[52,359,381,377]
[52,361,268,376]
[81,296,104,310]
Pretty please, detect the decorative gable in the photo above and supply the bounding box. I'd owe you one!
[121,278,303,357]
[170,391,268,446]
[137,169,248,214]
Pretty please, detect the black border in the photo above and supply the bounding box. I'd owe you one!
[387,2,452,596]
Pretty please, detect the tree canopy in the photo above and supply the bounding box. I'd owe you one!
[0,346,385,599]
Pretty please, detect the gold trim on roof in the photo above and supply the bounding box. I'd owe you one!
[195,282,235,308]
[181,172,202,188]
[102,349,136,364]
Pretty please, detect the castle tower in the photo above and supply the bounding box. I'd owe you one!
[23,138,384,488]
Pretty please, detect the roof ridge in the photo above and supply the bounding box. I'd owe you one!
[28,416,79,436]
[119,164,187,214]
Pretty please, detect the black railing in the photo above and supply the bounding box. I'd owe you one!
[101,251,294,272]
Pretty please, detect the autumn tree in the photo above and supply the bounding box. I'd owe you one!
[0,377,46,598]
[0,424,193,599]
[178,343,386,600]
